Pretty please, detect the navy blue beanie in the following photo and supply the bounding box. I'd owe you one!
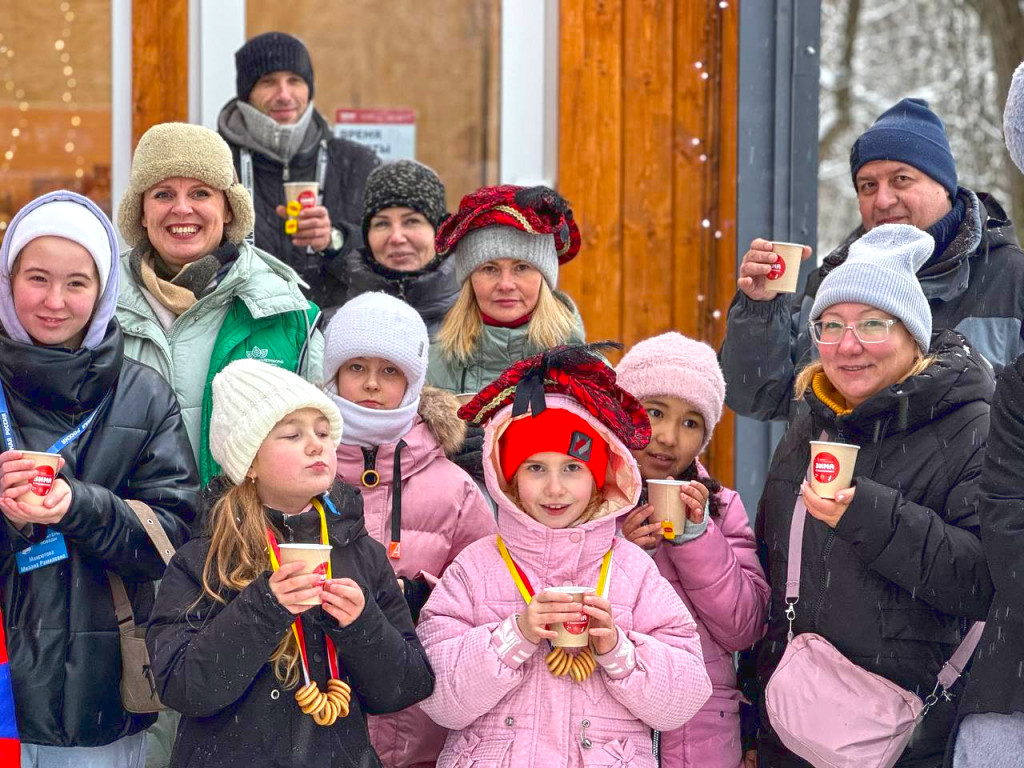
[850,98,957,199]
[235,32,314,101]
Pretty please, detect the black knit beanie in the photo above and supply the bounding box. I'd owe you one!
[361,160,448,245]
[235,32,315,101]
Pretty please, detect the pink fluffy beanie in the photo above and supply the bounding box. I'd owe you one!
[615,332,725,453]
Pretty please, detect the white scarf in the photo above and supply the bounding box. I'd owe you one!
[329,389,420,449]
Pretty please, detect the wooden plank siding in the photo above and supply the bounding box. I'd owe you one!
[559,0,739,486]
[131,0,188,146]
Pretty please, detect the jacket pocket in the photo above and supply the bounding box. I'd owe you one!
[879,607,962,645]
[447,731,514,767]
[579,736,655,767]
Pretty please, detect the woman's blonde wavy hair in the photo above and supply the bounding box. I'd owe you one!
[436,278,578,363]
[193,479,302,689]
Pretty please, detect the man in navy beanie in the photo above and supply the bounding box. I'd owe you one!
[721,96,1024,425]
[217,32,379,315]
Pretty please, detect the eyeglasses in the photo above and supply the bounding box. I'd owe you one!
[810,318,901,345]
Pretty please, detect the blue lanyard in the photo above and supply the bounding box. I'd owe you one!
[0,382,113,454]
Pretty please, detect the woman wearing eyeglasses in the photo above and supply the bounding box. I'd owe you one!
[748,224,995,768]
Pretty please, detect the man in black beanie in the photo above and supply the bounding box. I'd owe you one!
[720,97,1024,425]
[218,31,380,315]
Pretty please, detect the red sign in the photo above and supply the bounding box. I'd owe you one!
[563,614,590,635]
[30,466,55,497]
[812,452,839,484]
[767,257,786,280]
[297,189,317,208]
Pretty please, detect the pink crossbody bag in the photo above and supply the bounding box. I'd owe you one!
[765,494,985,768]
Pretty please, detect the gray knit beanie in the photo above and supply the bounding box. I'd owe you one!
[1005,62,1024,174]
[361,160,447,246]
[454,226,558,289]
[810,223,933,354]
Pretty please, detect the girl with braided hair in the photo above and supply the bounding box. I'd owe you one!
[417,344,711,767]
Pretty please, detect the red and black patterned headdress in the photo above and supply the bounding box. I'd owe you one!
[457,342,651,451]
[435,185,582,265]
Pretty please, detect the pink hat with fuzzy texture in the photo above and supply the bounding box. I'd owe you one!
[615,332,725,453]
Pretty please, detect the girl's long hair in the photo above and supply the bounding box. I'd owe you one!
[194,479,302,688]
[436,279,578,363]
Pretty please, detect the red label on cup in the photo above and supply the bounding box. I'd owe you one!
[563,615,590,635]
[30,466,55,497]
[813,452,839,484]
[297,190,317,208]
[767,257,786,280]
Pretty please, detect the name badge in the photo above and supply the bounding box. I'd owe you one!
[15,530,69,574]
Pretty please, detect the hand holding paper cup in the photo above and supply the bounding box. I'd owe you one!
[546,586,595,647]
[17,451,62,507]
[277,543,332,605]
[764,242,805,295]
[808,441,860,500]
[646,479,688,539]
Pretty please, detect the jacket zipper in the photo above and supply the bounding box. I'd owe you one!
[811,530,835,632]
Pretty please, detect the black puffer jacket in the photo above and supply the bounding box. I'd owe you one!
[0,322,198,747]
[147,480,434,768]
[946,351,1024,760]
[219,104,380,313]
[722,189,1024,423]
[342,247,459,337]
[753,330,995,767]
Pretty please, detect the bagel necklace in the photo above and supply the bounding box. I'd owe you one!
[266,497,352,726]
[496,535,613,683]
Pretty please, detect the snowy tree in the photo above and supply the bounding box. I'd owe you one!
[817,0,1024,256]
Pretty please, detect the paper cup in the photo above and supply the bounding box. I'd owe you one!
[283,181,319,210]
[18,451,61,507]
[277,543,332,605]
[808,442,860,500]
[765,242,804,295]
[455,392,476,406]
[546,586,595,648]
[647,479,688,539]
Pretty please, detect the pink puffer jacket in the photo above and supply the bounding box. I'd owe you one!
[336,388,497,768]
[652,467,769,768]
[417,395,712,768]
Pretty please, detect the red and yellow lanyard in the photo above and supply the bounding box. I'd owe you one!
[496,535,613,605]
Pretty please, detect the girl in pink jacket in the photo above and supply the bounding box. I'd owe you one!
[617,333,770,768]
[323,292,497,768]
[418,344,712,768]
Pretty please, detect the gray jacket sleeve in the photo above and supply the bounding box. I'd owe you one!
[719,290,814,422]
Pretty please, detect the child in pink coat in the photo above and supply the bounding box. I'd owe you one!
[323,292,497,768]
[417,344,712,768]
[617,333,770,768]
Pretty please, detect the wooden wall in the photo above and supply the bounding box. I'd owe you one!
[558,0,739,486]
[131,0,188,145]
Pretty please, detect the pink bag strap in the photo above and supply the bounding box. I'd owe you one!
[783,431,986,706]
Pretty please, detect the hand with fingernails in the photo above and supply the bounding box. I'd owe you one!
[275,204,333,251]
[581,594,618,656]
[0,449,73,530]
[737,239,812,301]
[320,578,366,627]
[800,480,857,528]
[269,561,325,615]
[517,590,593,645]
[623,480,711,548]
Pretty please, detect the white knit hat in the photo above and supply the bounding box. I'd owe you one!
[322,292,429,407]
[810,223,934,354]
[209,359,344,485]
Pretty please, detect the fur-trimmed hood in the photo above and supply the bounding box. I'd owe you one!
[418,386,466,456]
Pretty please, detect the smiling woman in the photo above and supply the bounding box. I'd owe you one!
[115,122,325,485]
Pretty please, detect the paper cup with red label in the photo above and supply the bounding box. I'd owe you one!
[547,586,596,648]
[646,479,688,539]
[765,242,804,295]
[283,181,319,211]
[18,451,62,507]
[808,441,860,500]
[277,543,332,605]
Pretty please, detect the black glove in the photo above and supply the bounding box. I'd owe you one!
[452,425,485,482]
[402,576,433,624]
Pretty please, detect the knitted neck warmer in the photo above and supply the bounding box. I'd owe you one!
[130,242,238,316]
[481,311,532,329]
[234,100,318,166]
[923,192,966,268]
[811,371,853,415]
[328,387,420,449]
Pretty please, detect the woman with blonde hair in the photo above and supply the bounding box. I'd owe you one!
[426,185,586,394]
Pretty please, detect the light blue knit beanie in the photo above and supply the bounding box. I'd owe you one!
[810,224,933,354]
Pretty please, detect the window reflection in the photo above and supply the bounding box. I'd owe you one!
[0,1,112,239]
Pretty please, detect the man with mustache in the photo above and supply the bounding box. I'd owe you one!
[721,98,1024,423]
[218,32,380,315]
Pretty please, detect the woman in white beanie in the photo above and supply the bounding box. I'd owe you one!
[322,292,495,768]
[0,191,198,767]
[750,224,993,767]
[115,122,324,488]
[426,185,586,394]
[146,359,434,768]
